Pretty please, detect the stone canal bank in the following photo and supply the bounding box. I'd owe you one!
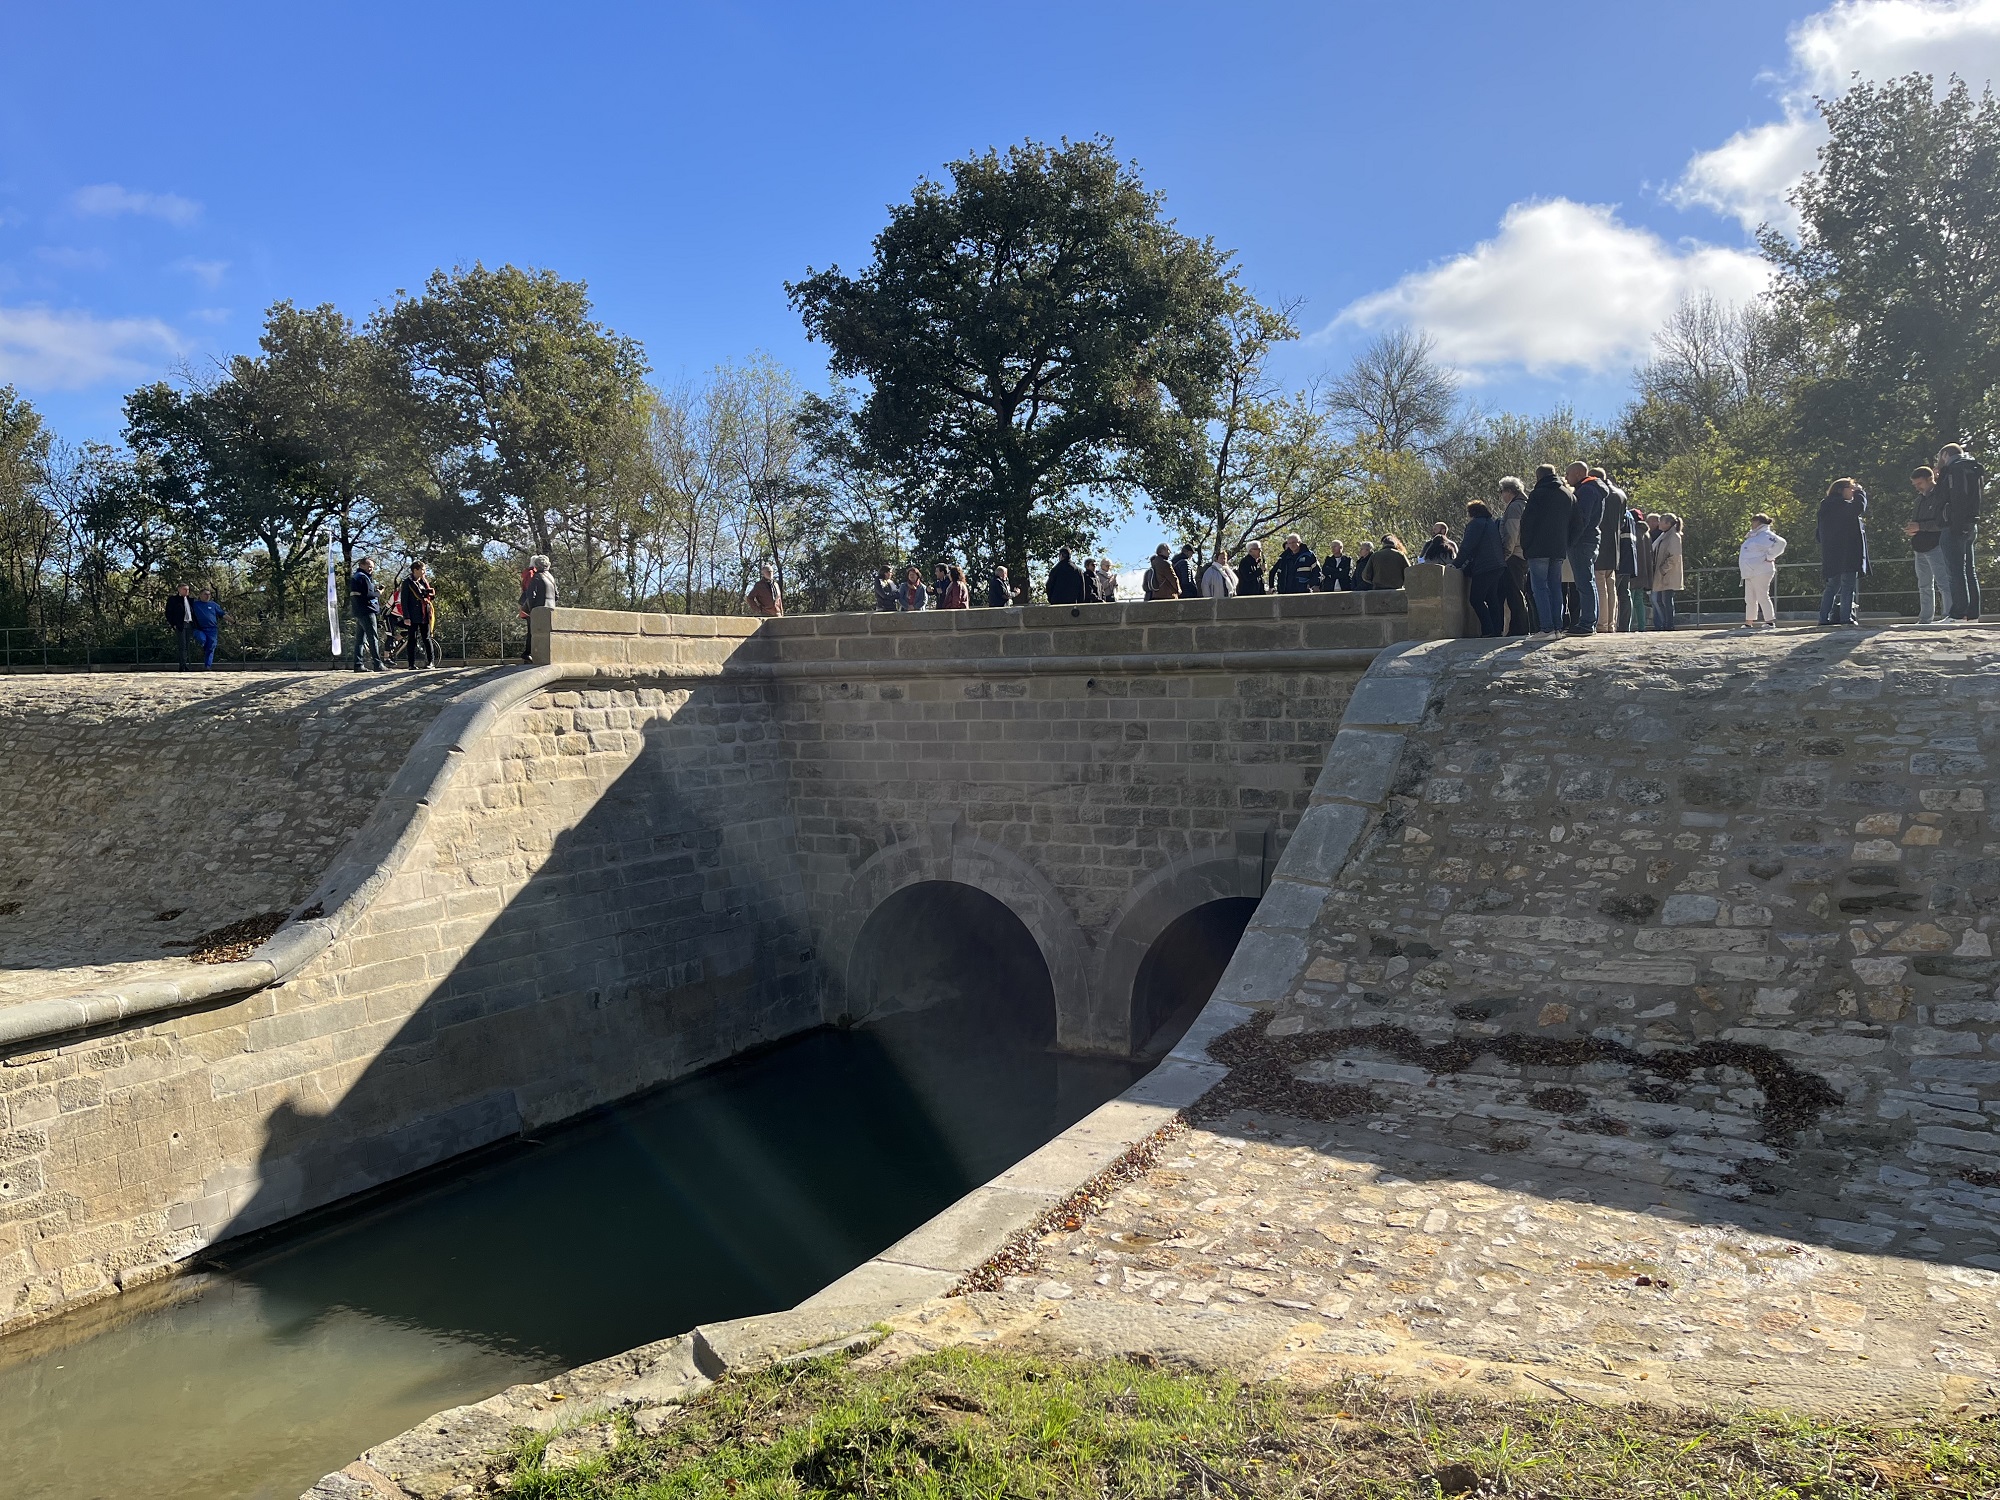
[305,627,2000,1497]
[905,626,2000,1413]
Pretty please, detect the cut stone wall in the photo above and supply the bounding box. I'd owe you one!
[0,671,476,1006]
[1248,632,2000,1263]
[0,680,816,1329]
[2,587,1444,1331]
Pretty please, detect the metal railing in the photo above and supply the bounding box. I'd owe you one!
[1679,556,1995,625]
[0,613,535,672]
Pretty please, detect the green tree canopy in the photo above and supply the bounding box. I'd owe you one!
[376,263,652,595]
[789,138,1241,577]
[1765,74,2000,492]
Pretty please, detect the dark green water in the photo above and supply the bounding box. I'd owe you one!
[0,1008,1144,1500]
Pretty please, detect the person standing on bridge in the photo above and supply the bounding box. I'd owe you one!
[985,565,1012,607]
[745,562,784,617]
[1738,514,1786,629]
[1272,534,1319,594]
[939,564,970,609]
[1095,559,1116,601]
[400,561,439,667]
[1142,544,1181,601]
[350,557,385,671]
[1080,557,1102,602]
[898,565,929,611]
[1816,478,1868,627]
[1649,512,1684,630]
[1565,462,1607,636]
[1321,540,1353,591]
[1453,501,1506,637]
[1497,477,1534,634]
[166,584,196,670]
[1906,467,1951,625]
[875,566,899,612]
[1236,540,1266,595]
[1045,548,1086,604]
[1519,464,1573,638]
[188,588,224,669]
[1935,442,1984,621]
[1199,548,1236,598]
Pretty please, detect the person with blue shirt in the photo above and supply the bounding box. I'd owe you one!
[349,557,385,670]
[188,589,224,669]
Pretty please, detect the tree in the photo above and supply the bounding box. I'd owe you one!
[712,356,812,592]
[1764,74,2000,492]
[789,138,1241,580]
[254,301,413,572]
[0,388,54,629]
[1147,301,1363,558]
[125,363,330,623]
[377,263,652,596]
[1325,328,1462,458]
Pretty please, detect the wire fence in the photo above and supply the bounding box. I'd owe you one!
[1677,555,1994,625]
[0,612,535,672]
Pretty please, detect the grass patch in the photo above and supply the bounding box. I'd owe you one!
[503,1347,2000,1499]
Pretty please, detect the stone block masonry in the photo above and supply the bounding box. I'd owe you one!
[1,584,1461,1331]
[0,671,479,1007]
[0,676,818,1330]
[1252,630,2000,1265]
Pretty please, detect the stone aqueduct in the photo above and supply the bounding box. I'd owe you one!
[0,575,1465,1327]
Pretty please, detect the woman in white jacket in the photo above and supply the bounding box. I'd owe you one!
[1199,548,1237,599]
[1739,514,1787,627]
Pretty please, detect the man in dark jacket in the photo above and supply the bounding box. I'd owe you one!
[1081,557,1102,602]
[348,557,384,671]
[1171,545,1197,597]
[875,566,900,611]
[986,566,1012,607]
[1321,541,1353,591]
[1591,467,1628,631]
[1936,443,1984,620]
[1565,462,1607,635]
[1519,465,1573,637]
[166,585,195,670]
[1045,548,1085,604]
[1273,534,1320,593]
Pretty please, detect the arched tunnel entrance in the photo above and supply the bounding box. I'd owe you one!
[1131,897,1260,1058]
[845,880,1057,1046]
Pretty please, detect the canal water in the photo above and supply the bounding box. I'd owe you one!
[0,1005,1147,1500]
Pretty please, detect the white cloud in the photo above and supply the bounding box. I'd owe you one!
[173,258,230,288]
[1674,0,2000,231]
[0,305,182,389]
[69,182,200,227]
[1334,200,1770,377]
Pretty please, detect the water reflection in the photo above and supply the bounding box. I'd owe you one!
[0,1006,1144,1500]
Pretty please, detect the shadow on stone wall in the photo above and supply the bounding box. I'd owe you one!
[218,700,821,1253]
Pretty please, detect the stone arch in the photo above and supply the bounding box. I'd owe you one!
[1097,838,1270,1052]
[827,818,1099,1051]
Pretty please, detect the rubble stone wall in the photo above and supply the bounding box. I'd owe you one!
[1248,632,2000,1262]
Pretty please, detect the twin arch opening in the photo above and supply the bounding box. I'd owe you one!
[843,877,1257,1060]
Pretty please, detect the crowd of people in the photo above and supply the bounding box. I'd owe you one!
[726,442,1984,635]
[162,445,1982,669]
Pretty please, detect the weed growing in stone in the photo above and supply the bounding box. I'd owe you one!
[501,1347,2000,1498]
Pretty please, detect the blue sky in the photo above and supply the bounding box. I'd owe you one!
[7,1,1999,562]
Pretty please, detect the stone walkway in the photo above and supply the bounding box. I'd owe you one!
[893,1109,2000,1416]
[888,627,2000,1417]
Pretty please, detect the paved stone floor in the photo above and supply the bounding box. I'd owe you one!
[893,1109,2000,1415]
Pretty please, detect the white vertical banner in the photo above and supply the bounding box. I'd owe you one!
[326,540,343,659]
